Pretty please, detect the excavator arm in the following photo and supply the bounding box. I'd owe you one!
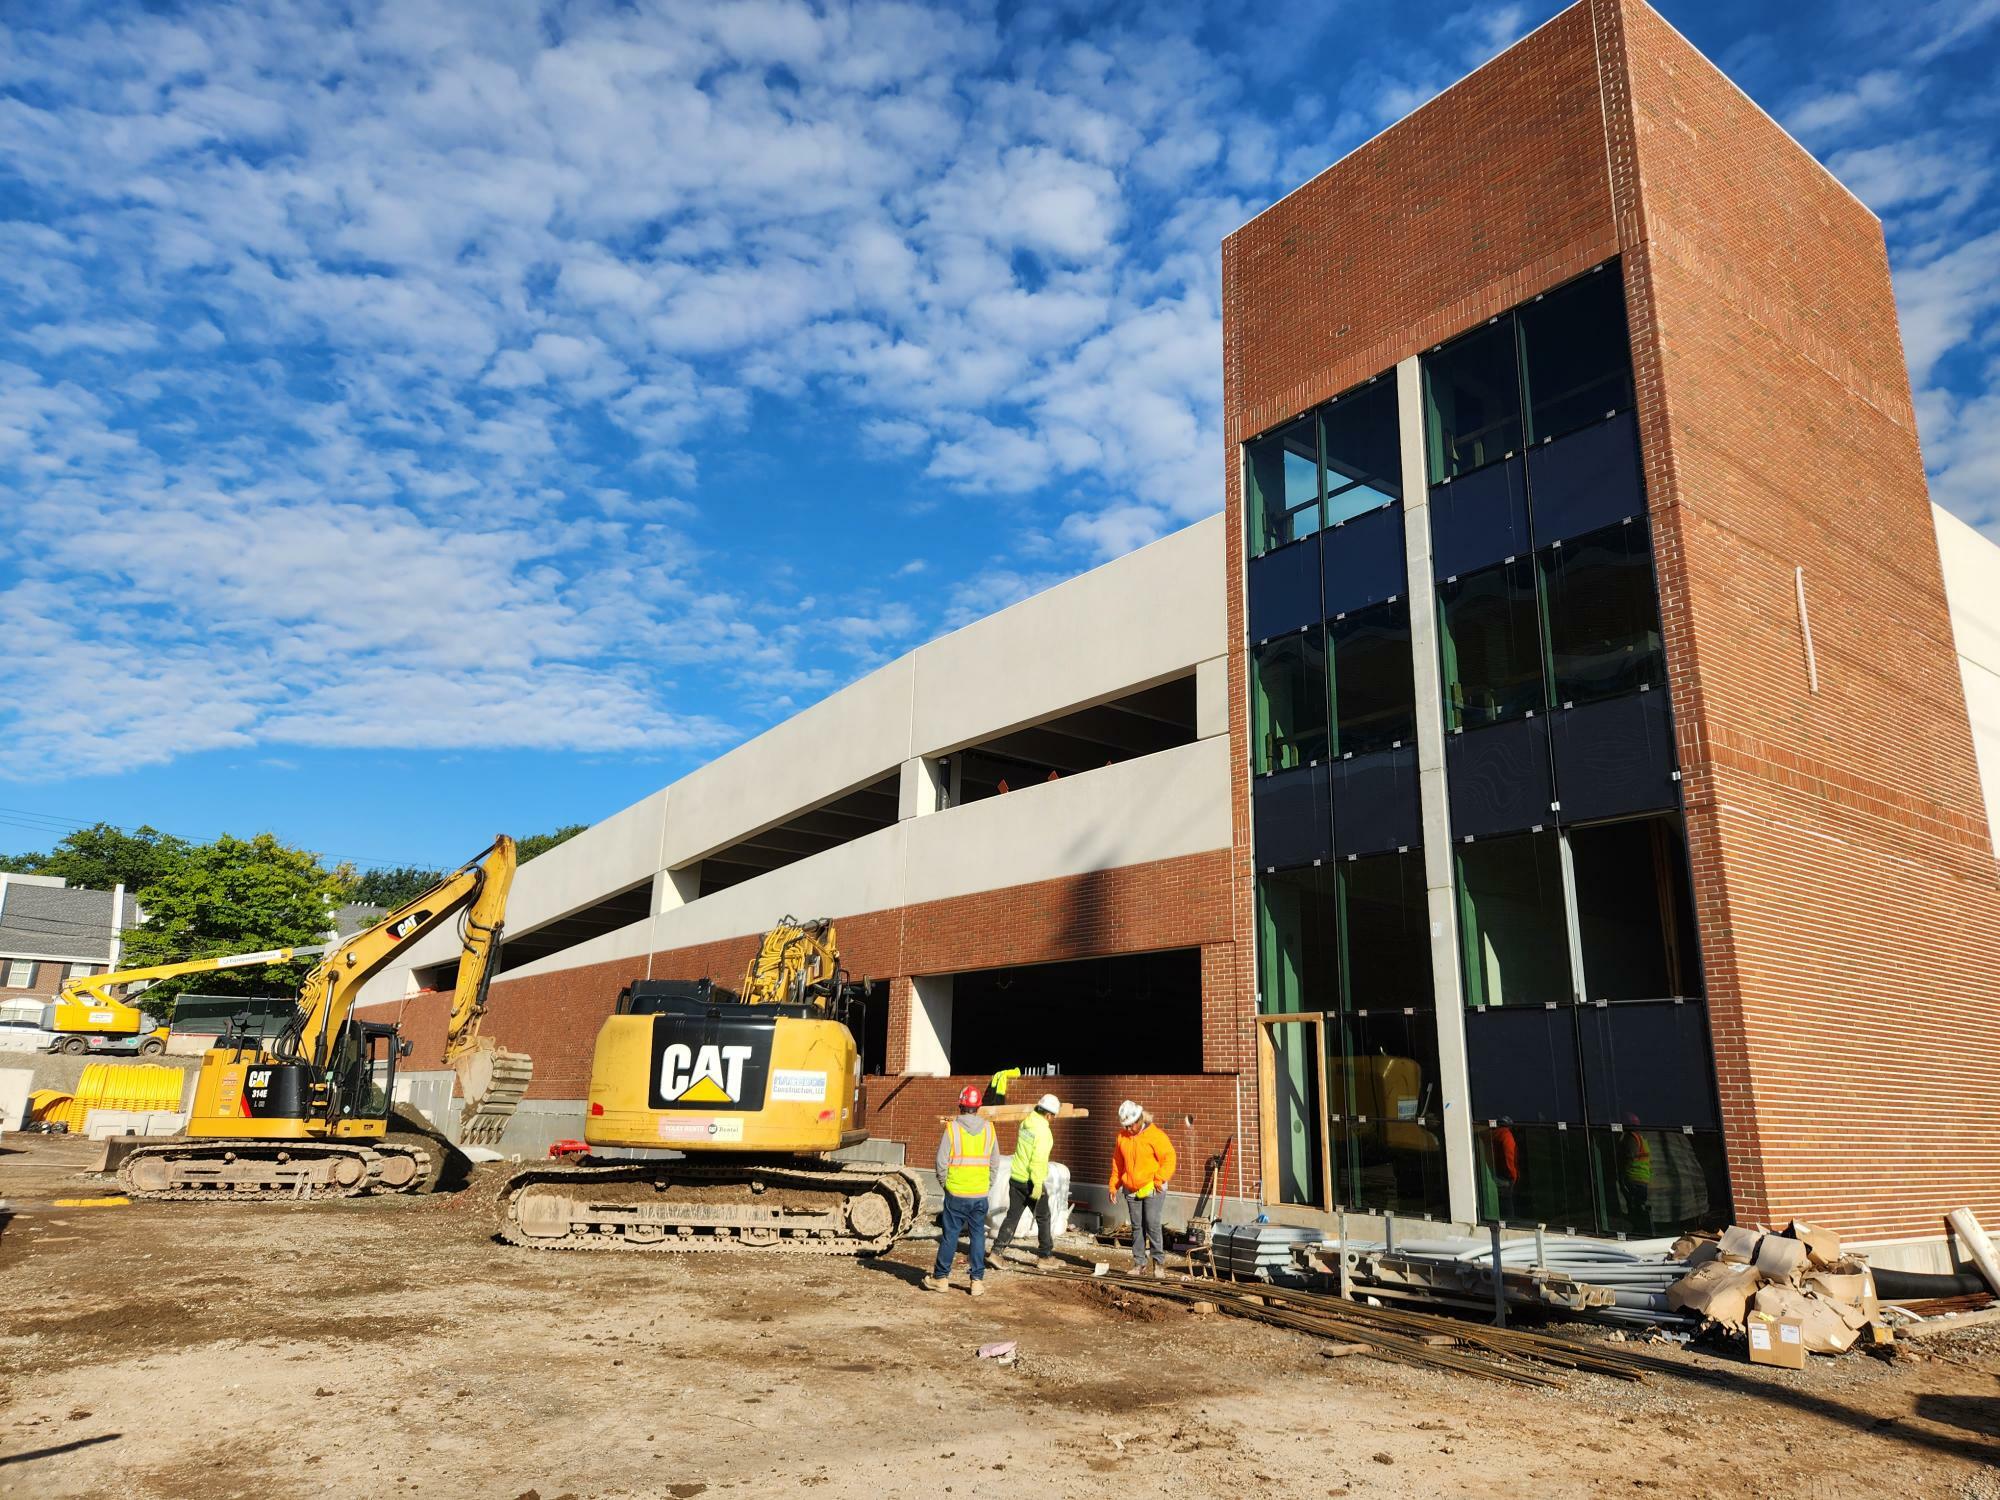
[49,944,330,1042]
[288,835,526,1144]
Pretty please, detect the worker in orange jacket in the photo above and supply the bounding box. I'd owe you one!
[1109,1099,1177,1278]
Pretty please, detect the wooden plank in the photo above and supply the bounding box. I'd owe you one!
[934,1103,1091,1124]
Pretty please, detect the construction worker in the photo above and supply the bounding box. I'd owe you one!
[1619,1114,1653,1234]
[992,1092,1059,1265]
[1487,1117,1520,1222]
[925,1084,1000,1296]
[984,1066,1022,1107]
[1109,1100,1176,1278]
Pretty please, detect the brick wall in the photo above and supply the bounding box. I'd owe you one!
[357,849,1246,1160]
[861,1073,1245,1202]
[1612,0,2000,1240]
[0,959,61,1002]
[1218,0,2000,1244]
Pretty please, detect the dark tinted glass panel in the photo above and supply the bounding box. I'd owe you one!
[1321,502,1406,617]
[1424,317,1522,482]
[1549,689,1678,824]
[1465,1004,1583,1122]
[1330,598,1415,757]
[1253,763,1330,871]
[1577,1001,1718,1129]
[1247,535,1321,641]
[1588,1127,1730,1237]
[1321,380,1402,525]
[1568,816,1702,1000]
[1457,830,1573,1008]
[1477,1121,1597,1230]
[1246,416,1320,556]
[1429,455,1531,580]
[1333,1113,1449,1217]
[1333,1011,1441,1150]
[1269,1022,1327,1208]
[1340,850,1434,1011]
[1542,520,1664,705]
[1257,867,1339,1016]
[1446,714,1554,840]
[1437,556,1548,731]
[1250,626,1328,774]
[1527,411,1645,544]
[1332,744,1421,857]
[1519,269,1635,443]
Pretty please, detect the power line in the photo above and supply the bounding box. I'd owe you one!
[0,804,447,872]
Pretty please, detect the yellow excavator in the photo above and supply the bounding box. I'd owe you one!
[44,944,330,1055]
[497,916,923,1254]
[116,837,529,1201]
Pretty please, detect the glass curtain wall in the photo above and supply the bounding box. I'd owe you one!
[1421,261,1728,1238]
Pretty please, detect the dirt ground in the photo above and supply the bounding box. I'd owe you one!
[2,1135,1996,1500]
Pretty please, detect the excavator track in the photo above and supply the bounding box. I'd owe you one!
[496,1158,926,1255]
[116,1139,435,1201]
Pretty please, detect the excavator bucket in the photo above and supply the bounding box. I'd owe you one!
[454,1038,533,1147]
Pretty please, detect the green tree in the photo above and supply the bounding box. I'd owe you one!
[120,833,346,1019]
[345,864,446,908]
[0,822,190,892]
[517,824,587,861]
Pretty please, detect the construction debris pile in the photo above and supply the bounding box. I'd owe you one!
[1665,1222,1892,1360]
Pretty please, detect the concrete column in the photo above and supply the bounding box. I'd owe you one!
[898,755,947,819]
[652,865,701,914]
[1194,654,1230,740]
[907,974,953,1076]
[1396,354,1478,1225]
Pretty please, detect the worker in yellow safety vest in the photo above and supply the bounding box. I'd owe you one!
[992,1093,1060,1267]
[925,1084,1001,1296]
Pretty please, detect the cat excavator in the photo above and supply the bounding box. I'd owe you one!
[496,916,924,1254]
[116,836,529,1201]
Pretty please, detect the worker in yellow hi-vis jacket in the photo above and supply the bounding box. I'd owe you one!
[992,1093,1060,1265]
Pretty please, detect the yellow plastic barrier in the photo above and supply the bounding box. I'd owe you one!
[28,1088,74,1124]
[40,1063,187,1131]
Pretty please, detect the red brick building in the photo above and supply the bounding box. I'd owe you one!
[361,0,2000,1264]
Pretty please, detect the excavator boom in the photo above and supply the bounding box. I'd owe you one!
[47,944,329,1050]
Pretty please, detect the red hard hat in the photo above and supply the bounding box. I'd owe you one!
[958,1085,983,1110]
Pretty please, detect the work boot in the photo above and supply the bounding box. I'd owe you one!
[969,1279,986,1298]
[1152,1263,1167,1281]
[1037,1255,1060,1270]
[922,1274,947,1292]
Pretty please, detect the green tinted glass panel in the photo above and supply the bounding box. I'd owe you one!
[1424,318,1522,482]
[1246,416,1320,556]
[1437,557,1549,731]
[1257,867,1339,1016]
[1541,522,1664,705]
[1331,1112,1449,1217]
[1456,830,1574,1009]
[1519,269,1635,443]
[1329,597,1415,756]
[1251,626,1329,773]
[1339,850,1433,1010]
[1269,1023,1327,1209]
[1476,1121,1599,1230]
[1589,1127,1731,1237]
[1321,380,1402,525]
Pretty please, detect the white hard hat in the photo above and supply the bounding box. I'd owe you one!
[1037,1093,1060,1114]
[1118,1099,1142,1127]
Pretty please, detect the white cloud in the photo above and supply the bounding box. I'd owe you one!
[1785,70,1911,139]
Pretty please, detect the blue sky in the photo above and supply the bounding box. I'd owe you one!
[2,0,1996,874]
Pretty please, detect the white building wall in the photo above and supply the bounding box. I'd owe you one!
[1935,504,2000,848]
[360,515,1234,1004]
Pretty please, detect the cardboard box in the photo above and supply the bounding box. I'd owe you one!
[1784,1220,1843,1268]
[1753,1284,1865,1354]
[1754,1234,1809,1282]
[1718,1225,1764,1263]
[1747,1311,1807,1369]
[1667,1261,1764,1329]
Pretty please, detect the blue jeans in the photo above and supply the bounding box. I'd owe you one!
[933,1192,988,1281]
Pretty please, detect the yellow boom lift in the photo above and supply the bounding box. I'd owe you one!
[44,945,329,1054]
[116,837,527,1200]
[497,916,923,1254]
